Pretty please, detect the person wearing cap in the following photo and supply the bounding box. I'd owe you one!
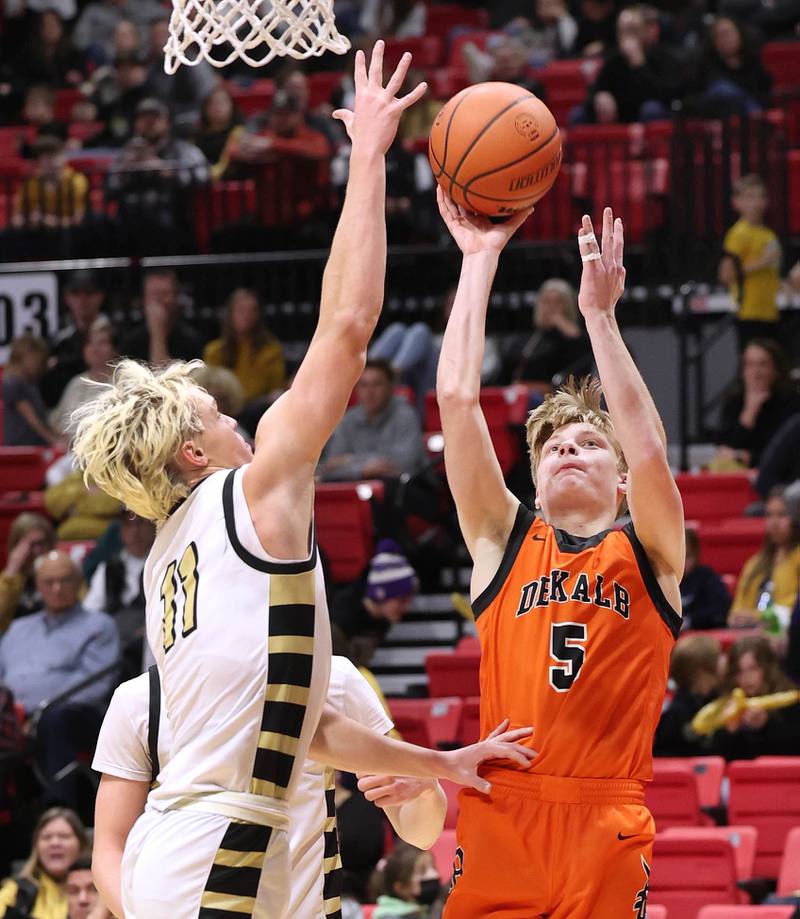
[89,50,150,147]
[330,538,419,644]
[41,269,106,406]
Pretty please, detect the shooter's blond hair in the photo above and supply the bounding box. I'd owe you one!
[525,377,627,485]
[71,359,206,524]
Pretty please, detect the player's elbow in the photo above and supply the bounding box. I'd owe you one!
[437,383,480,410]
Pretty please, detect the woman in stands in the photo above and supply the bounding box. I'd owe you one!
[369,843,444,919]
[0,512,56,633]
[711,635,800,760]
[0,808,89,919]
[194,86,244,180]
[714,338,800,469]
[728,486,800,628]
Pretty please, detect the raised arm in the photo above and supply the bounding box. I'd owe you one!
[577,208,684,597]
[435,189,532,592]
[244,43,426,503]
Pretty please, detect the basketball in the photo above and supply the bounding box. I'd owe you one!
[428,82,562,216]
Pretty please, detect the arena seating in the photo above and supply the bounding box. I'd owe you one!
[649,836,740,919]
[646,762,710,829]
[697,909,796,919]
[439,778,461,829]
[425,651,480,698]
[676,473,759,525]
[648,908,668,919]
[430,827,457,885]
[661,827,757,889]
[387,697,463,749]
[652,757,725,809]
[776,826,800,896]
[457,696,480,746]
[0,446,57,492]
[314,481,384,583]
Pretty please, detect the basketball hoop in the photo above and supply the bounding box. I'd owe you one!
[164,0,350,73]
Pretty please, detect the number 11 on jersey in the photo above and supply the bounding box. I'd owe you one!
[160,542,200,653]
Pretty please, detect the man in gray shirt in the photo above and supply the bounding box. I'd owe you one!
[321,358,426,481]
[0,551,119,807]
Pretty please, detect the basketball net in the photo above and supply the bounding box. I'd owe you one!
[164,0,350,73]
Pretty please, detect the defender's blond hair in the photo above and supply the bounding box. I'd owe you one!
[526,377,627,484]
[71,359,206,524]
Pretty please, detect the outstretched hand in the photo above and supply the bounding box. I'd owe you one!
[441,719,536,794]
[437,186,533,256]
[577,207,626,320]
[333,40,427,155]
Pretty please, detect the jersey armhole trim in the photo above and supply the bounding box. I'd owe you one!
[622,523,682,641]
[147,664,160,785]
[471,503,536,620]
[223,469,317,574]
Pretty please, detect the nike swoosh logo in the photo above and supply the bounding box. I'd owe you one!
[532,535,546,541]
[617,833,640,841]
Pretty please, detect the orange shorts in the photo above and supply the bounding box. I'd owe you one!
[443,771,655,919]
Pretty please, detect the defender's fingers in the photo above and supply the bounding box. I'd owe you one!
[353,49,367,89]
[578,214,601,263]
[385,50,412,96]
[368,40,385,85]
[397,80,428,110]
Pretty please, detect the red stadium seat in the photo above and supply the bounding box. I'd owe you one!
[661,826,757,884]
[536,59,598,126]
[430,828,457,884]
[648,908,668,919]
[457,696,480,746]
[728,759,800,878]
[762,42,800,94]
[676,473,758,524]
[314,481,383,583]
[697,522,765,579]
[652,756,725,809]
[387,697,463,749]
[362,905,376,919]
[777,826,800,896]
[447,30,496,67]
[698,908,796,919]
[439,778,461,828]
[307,72,343,108]
[228,79,275,117]
[425,652,480,698]
[430,66,471,100]
[54,88,82,121]
[425,5,489,42]
[0,446,57,490]
[646,762,708,829]
[788,151,800,235]
[383,36,443,71]
[650,836,739,919]
[456,636,480,654]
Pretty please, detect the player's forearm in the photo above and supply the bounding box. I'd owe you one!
[385,781,447,850]
[310,707,446,779]
[92,843,125,918]
[318,148,386,351]
[584,312,667,463]
[437,251,499,404]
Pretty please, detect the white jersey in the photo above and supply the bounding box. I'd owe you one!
[93,658,393,919]
[142,466,331,829]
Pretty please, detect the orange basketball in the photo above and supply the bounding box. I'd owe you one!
[429,82,562,216]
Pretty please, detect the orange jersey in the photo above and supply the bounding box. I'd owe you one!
[475,505,680,783]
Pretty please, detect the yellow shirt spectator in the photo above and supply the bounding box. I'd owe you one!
[730,544,800,616]
[723,218,781,322]
[14,168,89,223]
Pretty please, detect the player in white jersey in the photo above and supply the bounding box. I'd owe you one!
[91,658,447,919]
[72,41,534,919]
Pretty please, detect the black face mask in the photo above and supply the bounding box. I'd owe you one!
[417,878,441,907]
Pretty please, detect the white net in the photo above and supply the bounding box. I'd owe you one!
[164,0,351,73]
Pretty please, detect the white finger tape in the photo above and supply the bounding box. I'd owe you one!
[581,252,603,262]
[578,232,598,246]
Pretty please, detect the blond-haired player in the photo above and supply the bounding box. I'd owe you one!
[71,46,534,919]
[434,190,685,919]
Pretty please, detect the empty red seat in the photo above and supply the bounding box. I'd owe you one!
[728,759,800,878]
[457,695,480,746]
[314,481,383,583]
[697,522,765,579]
[536,59,598,126]
[362,905,376,919]
[447,30,496,67]
[425,652,480,698]
[676,473,758,524]
[456,635,480,654]
[430,828,457,884]
[698,908,796,919]
[762,42,800,94]
[440,778,461,828]
[387,697,463,749]
[383,36,442,70]
[777,826,800,896]
[652,756,725,809]
[650,836,739,919]
[661,826,757,884]
[648,907,668,919]
[307,72,343,108]
[228,79,275,117]
[425,4,489,41]
[0,446,56,490]
[54,88,83,121]
[646,762,708,830]
[788,151,800,235]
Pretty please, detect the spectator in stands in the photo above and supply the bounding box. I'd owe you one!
[89,50,151,148]
[369,842,443,919]
[72,0,166,64]
[14,10,86,88]
[0,808,88,918]
[691,17,772,117]
[0,512,56,631]
[50,317,119,436]
[230,90,330,167]
[728,486,800,627]
[502,279,592,385]
[525,0,579,68]
[203,287,286,412]
[711,634,800,759]
[680,528,732,630]
[44,464,122,540]
[788,592,800,682]
[65,855,109,919]
[719,174,782,346]
[755,414,800,498]
[714,339,799,469]
[275,63,341,148]
[575,5,685,123]
[574,0,617,57]
[120,269,205,364]
[331,538,418,646]
[2,334,64,448]
[17,84,67,144]
[358,0,426,38]
[463,35,543,94]
[654,634,722,756]
[42,269,106,407]
[12,135,88,236]
[107,98,208,253]
[145,18,218,135]
[370,286,500,410]
[84,510,154,677]
[321,359,426,482]
[194,86,244,179]
[0,551,119,805]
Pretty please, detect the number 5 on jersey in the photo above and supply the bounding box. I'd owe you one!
[549,622,587,692]
[161,543,199,653]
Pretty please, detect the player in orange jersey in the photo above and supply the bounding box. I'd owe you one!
[434,187,685,919]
